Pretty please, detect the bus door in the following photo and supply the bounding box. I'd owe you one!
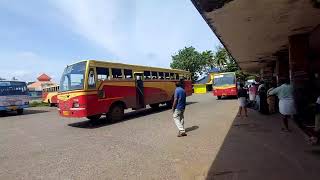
[134,72,145,109]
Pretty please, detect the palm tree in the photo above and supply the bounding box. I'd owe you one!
[214,46,228,69]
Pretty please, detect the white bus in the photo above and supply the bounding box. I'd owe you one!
[0,81,29,115]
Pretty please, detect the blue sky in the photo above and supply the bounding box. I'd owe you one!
[0,0,220,82]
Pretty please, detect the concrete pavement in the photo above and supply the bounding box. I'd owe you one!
[0,94,238,180]
[1,93,319,180]
[206,109,320,180]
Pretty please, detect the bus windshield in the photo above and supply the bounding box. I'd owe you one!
[60,61,86,92]
[0,81,28,96]
[214,73,235,86]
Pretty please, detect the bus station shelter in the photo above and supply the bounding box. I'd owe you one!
[192,0,320,124]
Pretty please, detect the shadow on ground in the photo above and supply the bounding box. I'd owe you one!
[217,96,238,101]
[205,110,320,180]
[68,102,197,129]
[185,125,199,132]
[0,109,50,117]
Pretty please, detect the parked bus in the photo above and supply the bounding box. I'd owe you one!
[57,60,192,121]
[42,85,59,106]
[213,72,237,99]
[0,81,29,115]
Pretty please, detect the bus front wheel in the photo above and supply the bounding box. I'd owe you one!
[217,96,222,100]
[17,109,24,115]
[87,114,101,121]
[107,104,124,122]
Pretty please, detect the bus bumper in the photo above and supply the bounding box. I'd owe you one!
[213,88,237,96]
[0,104,29,111]
[58,108,88,118]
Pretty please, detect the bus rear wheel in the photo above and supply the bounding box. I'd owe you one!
[217,96,222,100]
[17,109,24,115]
[87,114,102,121]
[150,103,160,109]
[107,104,124,122]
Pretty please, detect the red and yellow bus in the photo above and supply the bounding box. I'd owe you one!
[57,60,192,121]
[213,72,237,99]
[42,85,59,106]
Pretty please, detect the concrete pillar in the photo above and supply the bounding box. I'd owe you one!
[275,52,289,84]
[289,34,309,85]
[288,34,310,119]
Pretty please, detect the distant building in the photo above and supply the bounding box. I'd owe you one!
[27,73,57,100]
[194,67,220,94]
[27,73,57,91]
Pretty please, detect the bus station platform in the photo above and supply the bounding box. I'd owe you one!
[206,109,320,180]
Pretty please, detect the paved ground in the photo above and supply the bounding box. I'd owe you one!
[207,109,320,180]
[0,94,239,180]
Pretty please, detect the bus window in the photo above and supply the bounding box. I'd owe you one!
[88,68,96,89]
[97,67,109,80]
[158,72,164,79]
[151,71,158,79]
[170,73,175,80]
[124,69,133,79]
[111,68,123,79]
[165,72,170,80]
[144,71,151,79]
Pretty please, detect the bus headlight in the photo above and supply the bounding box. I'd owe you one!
[73,102,80,108]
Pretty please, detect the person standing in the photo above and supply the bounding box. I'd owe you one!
[255,81,265,111]
[267,83,277,114]
[237,83,248,117]
[269,79,296,132]
[249,83,257,106]
[310,96,320,144]
[172,82,187,137]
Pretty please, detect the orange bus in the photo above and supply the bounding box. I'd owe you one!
[42,85,59,106]
[57,60,192,121]
[213,72,237,99]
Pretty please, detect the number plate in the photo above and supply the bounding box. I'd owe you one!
[9,106,17,110]
[63,111,70,116]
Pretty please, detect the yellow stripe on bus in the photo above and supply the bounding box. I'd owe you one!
[58,91,97,101]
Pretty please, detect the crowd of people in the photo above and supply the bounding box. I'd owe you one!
[237,78,320,142]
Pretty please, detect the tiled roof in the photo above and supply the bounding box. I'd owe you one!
[37,73,51,81]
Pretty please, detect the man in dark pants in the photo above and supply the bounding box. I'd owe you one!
[172,82,187,137]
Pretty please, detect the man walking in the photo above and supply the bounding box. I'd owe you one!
[172,82,187,137]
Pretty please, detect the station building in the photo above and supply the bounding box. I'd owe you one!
[192,0,320,125]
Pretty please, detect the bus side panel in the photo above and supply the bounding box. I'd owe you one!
[103,84,136,108]
[42,92,49,103]
[184,80,193,96]
[143,81,175,105]
[51,94,58,104]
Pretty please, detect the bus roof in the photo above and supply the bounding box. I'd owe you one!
[66,60,191,74]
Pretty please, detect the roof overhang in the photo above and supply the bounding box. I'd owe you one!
[192,0,320,72]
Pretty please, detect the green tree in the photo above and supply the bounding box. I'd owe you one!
[170,46,212,82]
[213,46,229,69]
[210,46,256,82]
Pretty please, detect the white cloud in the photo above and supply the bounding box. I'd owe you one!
[52,0,135,59]
[51,0,219,67]
[0,51,64,82]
